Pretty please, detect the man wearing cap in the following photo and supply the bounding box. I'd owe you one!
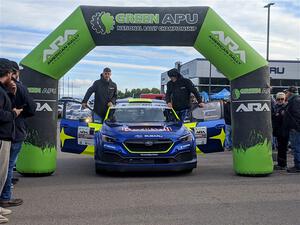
[166,68,204,121]
[0,58,23,223]
[82,67,117,123]
[272,92,289,170]
[0,61,36,208]
[284,86,300,173]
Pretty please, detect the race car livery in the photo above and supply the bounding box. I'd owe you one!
[59,99,225,172]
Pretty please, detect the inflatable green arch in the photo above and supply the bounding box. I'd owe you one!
[17,6,273,176]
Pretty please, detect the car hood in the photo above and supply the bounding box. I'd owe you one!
[101,122,189,140]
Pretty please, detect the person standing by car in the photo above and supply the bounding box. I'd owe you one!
[284,86,300,173]
[166,68,204,121]
[0,61,36,208]
[272,92,288,170]
[223,97,232,151]
[0,58,22,223]
[82,67,117,123]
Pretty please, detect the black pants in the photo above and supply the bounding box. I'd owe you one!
[276,136,289,167]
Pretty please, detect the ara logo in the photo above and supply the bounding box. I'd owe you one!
[211,31,246,63]
[43,30,78,62]
[236,103,270,112]
[36,102,53,112]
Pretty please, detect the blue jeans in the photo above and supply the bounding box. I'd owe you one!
[289,130,300,169]
[225,124,232,149]
[0,142,22,200]
[176,109,190,121]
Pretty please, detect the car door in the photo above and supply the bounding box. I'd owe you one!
[185,101,225,154]
[59,100,102,156]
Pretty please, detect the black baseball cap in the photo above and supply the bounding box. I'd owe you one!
[0,58,13,77]
[10,60,20,72]
[103,67,111,73]
[167,68,180,78]
[287,86,298,94]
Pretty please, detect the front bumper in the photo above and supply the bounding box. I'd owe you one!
[95,149,197,172]
[95,158,197,172]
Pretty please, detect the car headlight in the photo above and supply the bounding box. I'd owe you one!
[85,117,92,123]
[179,133,193,142]
[102,134,116,143]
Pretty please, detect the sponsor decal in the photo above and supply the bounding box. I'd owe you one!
[209,31,246,64]
[235,103,270,112]
[43,29,79,64]
[36,102,53,112]
[194,127,207,145]
[134,134,143,138]
[140,153,158,156]
[122,126,172,132]
[143,134,163,138]
[78,126,95,145]
[28,87,57,95]
[179,143,191,150]
[232,88,270,100]
[28,87,41,94]
[90,11,198,35]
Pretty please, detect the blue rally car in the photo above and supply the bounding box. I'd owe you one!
[94,99,197,172]
[60,99,225,173]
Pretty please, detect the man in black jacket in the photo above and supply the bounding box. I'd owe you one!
[166,68,203,121]
[82,67,117,123]
[284,86,300,173]
[0,61,36,208]
[0,58,22,222]
[272,92,288,170]
[223,99,232,151]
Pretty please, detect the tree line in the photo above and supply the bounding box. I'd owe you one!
[117,88,160,98]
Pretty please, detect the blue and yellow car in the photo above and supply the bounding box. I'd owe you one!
[60,99,225,173]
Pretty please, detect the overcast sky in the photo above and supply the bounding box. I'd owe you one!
[0,0,299,97]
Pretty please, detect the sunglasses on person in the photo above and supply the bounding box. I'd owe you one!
[276,98,284,101]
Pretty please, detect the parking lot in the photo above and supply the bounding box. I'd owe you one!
[9,150,300,225]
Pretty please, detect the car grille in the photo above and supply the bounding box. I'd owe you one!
[124,139,173,153]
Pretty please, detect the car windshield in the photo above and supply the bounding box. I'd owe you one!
[106,107,179,123]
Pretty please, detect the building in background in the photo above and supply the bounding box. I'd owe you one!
[161,59,300,94]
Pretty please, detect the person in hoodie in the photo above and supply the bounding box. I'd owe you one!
[0,58,23,223]
[0,61,36,208]
[82,67,117,123]
[165,68,204,121]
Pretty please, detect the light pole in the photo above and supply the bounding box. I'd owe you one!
[264,2,275,61]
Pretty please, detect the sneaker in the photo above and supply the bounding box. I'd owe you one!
[287,166,300,173]
[274,165,287,170]
[0,199,23,208]
[0,208,11,216]
[0,215,8,223]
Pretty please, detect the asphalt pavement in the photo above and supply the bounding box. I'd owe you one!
[9,150,300,225]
